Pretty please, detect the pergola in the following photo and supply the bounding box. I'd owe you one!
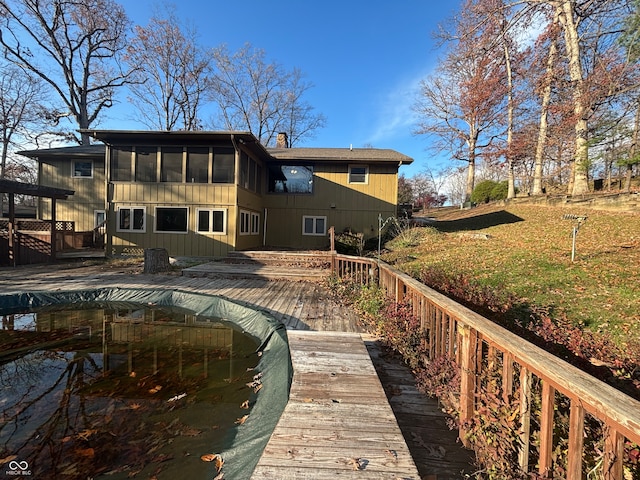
[0,179,74,266]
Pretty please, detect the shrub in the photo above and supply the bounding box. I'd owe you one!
[471,180,499,204]
[490,180,509,200]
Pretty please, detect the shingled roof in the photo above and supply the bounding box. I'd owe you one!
[267,147,413,165]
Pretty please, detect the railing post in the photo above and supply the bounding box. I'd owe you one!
[459,324,477,447]
[538,381,555,478]
[603,425,624,480]
[518,367,532,470]
[567,400,585,480]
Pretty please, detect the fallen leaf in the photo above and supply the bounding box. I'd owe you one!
[240,400,250,409]
[148,385,163,394]
[200,453,218,462]
[213,472,224,480]
[129,402,141,410]
[129,371,136,378]
[348,457,364,470]
[75,448,95,458]
[235,415,249,425]
[214,455,224,472]
[76,429,97,441]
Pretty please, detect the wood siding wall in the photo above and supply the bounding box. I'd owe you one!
[39,158,106,232]
[109,183,237,257]
[264,164,397,249]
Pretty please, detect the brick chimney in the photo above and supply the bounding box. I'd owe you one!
[276,132,289,148]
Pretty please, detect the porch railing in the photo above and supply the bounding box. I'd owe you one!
[331,253,640,480]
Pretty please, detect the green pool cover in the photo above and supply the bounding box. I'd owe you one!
[0,287,292,480]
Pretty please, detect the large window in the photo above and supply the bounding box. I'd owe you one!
[197,208,226,234]
[117,207,145,232]
[73,160,93,178]
[213,148,234,183]
[155,207,188,233]
[111,147,132,181]
[268,165,313,193]
[348,165,368,184]
[135,148,157,182]
[302,216,326,236]
[187,147,209,183]
[161,147,183,182]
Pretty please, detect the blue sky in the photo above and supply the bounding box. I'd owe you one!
[104,1,462,177]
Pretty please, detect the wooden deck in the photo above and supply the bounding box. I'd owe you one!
[251,331,419,479]
[0,261,475,479]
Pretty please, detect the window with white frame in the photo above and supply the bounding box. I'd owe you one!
[239,210,260,235]
[72,160,93,178]
[239,210,250,235]
[302,216,326,236]
[348,164,369,184]
[250,212,260,235]
[117,207,145,232]
[197,208,226,234]
[155,207,188,233]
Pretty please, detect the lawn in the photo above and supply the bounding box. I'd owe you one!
[381,202,640,348]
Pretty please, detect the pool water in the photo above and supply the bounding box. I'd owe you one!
[0,303,260,479]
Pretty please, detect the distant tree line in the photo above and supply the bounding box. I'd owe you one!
[413,0,640,200]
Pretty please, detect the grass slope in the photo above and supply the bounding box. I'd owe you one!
[382,203,640,347]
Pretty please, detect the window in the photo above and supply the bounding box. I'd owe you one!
[73,160,93,178]
[117,207,145,232]
[251,212,260,235]
[268,165,313,193]
[302,216,326,236]
[187,147,209,183]
[161,147,183,182]
[197,209,226,234]
[349,165,368,184]
[94,210,106,228]
[213,148,234,183]
[155,207,188,233]
[239,211,250,235]
[111,147,132,181]
[135,147,157,182]
[240,152,249,189]
[239,210,259,235]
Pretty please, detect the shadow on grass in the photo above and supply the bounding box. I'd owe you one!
[433,210,524,232]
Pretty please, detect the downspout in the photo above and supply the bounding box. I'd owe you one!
[104,144,112,257]
[263,208,267,247]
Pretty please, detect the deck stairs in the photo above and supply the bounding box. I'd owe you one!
[182,250,334,281]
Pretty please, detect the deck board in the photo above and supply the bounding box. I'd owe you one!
[251,330,420,479]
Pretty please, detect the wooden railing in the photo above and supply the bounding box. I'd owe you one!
[331,253,640,480]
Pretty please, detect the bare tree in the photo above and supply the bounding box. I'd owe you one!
[414,0,507,202]
[208,43,326,146]
[0,0,137,145]
[0,64,43,179]
[125,5,211,131]
[0,63,44,213]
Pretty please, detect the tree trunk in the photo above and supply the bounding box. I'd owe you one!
[559,0,590,196]
[504,27,516,199]
[533,11,560,196]
[144,248,170,274]
[627,99,640,192]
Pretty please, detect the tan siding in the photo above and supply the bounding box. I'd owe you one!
[39,158,105,232]
[109,183,238,257]
[264,164,397,248]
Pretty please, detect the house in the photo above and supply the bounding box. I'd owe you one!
[18,130,412,258]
